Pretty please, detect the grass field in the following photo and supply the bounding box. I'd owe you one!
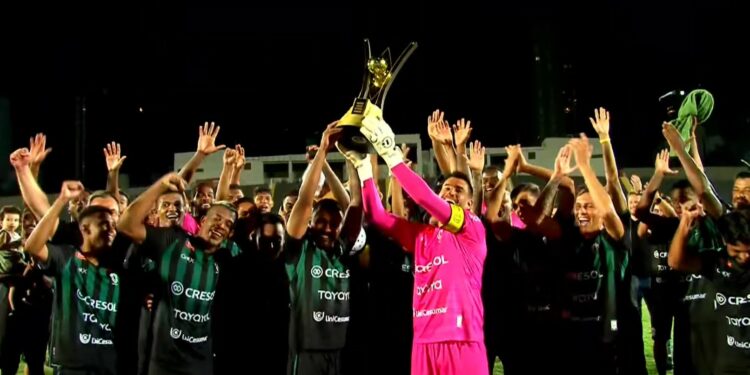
[16,307,666,375]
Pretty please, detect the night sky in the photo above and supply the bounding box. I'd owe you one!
[1,1,748,194]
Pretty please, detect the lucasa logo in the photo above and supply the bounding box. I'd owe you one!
[311,311,349,323]
[78,333,112,345]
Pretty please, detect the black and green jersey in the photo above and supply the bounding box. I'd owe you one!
[699,246,750,375]
[560,227,632,341]
[45,244,120,374]
[284,232,353,351]
[139,226,239,375]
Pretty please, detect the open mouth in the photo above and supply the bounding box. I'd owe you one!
[209,229,225,240]
[444,198,456,205]
[577,217,590,226]
[166,212,180,220]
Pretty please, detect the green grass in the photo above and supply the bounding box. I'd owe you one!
[492,306,668,374]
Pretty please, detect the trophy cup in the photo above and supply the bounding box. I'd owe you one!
[336,39,418,153]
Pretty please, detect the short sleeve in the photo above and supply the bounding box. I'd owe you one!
[42,244,76,276]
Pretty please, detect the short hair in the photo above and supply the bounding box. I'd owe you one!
[1,206,22,221]
[576,185,590,198]
[118,190,130,202]
[193,182,214,197]
[671,179,694,192]
[88,190,118,205]
[313,198,342,216]
[285,190,299,199]
[259,213,285,227]
[254,187,273,197]
[483,166,501,175]
[234,197,255,207]
[442,172,474,194]
[736,171,750,181]
[229,184,242,191]
[206,202,238,221]
[718,209,750,245]
[510,183,541,201]
[78,205,115,223]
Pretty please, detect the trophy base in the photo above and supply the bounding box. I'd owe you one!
[335,125,374,154]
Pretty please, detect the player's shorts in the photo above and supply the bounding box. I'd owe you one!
[287,350,341,375]
[411,341,488,375]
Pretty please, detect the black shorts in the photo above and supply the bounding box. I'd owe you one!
[288,350,341,375]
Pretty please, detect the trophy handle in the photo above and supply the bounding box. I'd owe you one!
[357,39,374,99]
[374,42,418,110]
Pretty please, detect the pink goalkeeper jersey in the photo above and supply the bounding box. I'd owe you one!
[411,210,487,343]
[361,162,487,344]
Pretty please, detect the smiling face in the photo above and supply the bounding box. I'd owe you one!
[198,205,236,248]
[310,204,342,250]
[575,192,603,237]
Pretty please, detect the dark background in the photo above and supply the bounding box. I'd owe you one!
[1,1,748,193]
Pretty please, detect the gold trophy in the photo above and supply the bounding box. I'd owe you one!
[336,39,418,153]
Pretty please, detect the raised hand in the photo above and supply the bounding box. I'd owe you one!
[320,121,342,153]
[589,107,611,138]
[306,145,319,163]
[654,149,678,175]
[400,143,413,168]
[662,122,685,151]
[468,140,485,173]
[9,148,31,169]
[553,145,578,177]
[222,148,238,166]
[630,174,643,193]
[452,118,473,147]
[505,144,522,172]
[103,142,127,171]
[196,122,226,155]
[680,201,705,229]
[159,173,187,193]
[29,133,52,168]
[568,133,593,168]
[427,110,444,140]
[234,144,246,170]
[60,181,84,201]
[427,110,453,145]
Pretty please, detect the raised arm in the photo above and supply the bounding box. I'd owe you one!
[689,116,704,172]
[590,108,627,214]
[340,160,363,248]
[10,149,50,221]
[390,144,412,218]
[667,203,705,273]
[215,148,238,201]
[427,110,456,175]
[28,133,52,180]
[179,122,226,185]
[361,115,452,225]
[453,118,473,178]
[322,160,351,208]
[662,122,723,218]
[231,144,246,186]
[25,181,83,263]
[118,173,186,244]
[341,146,420,251]
[569,134,625,240]
[103,142,127,206]
[636,149,678,226]
[466,141,485,216]
[287,122,340,240]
